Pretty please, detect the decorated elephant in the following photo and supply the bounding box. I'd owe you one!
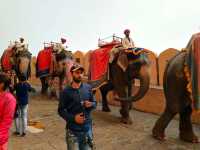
[88,42,150,124]
[36,44,73,96]
[1,43,32,88]
[152,33,200,143]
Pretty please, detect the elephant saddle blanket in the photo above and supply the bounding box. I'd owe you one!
[1,48,13,71]
[36,46,53,77]
[89,43,117,82]
[186,33,200,110]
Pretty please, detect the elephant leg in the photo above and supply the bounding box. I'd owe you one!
[120,101,132,124]
[41,78,45,94]
[152,109,177,141]
[50,90,57,97]
[14,75,17,87]
[100,83,112,112]
[127,67,133,110]
[179,105,199,143]
[41,77,48,94]
[128,80,133,110]
[116,85,132,124]
[59,77,64,92]
[28,62,31,79]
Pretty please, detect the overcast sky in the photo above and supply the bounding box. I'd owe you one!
[0,0,199,56]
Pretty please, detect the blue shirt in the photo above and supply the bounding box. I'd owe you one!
[15,82,31,105]
[58,83,96,132]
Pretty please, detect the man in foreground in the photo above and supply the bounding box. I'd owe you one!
[58,64,96,150]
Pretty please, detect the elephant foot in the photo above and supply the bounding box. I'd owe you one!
[119,109,132,124]
[152,132,166,141]
[180,133,199,143]
[41,91,47,95]
[102,106,111,112]
[41,88,48,95]
[120,117,132,124]
[129,104,133,110]
[50,91,57,97]
[152,128,166,141]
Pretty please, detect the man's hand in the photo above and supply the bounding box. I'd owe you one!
[75,113,85,124]
[84,100,93,108]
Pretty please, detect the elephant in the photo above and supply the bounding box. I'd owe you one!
[152,34,200,143]
[15,51,32,80]
[90,48,150,124]
[37,49,73,96]
[1,47,32,88]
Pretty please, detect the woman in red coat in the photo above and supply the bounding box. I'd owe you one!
[0,73,16,150]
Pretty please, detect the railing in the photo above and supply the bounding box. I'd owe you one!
[98,34,122,47]
[43,42,60,48]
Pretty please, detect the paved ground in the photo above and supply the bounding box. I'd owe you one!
[8,92,200,150]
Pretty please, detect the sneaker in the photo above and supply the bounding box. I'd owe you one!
[13,132,20,135]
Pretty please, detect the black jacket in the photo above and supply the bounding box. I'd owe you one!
[58,83,96,132]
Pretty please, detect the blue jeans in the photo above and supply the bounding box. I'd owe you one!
[15,105,28,134]
[66,128,93,150]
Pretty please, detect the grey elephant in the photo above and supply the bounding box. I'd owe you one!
[1,46,32,85]
[36,46,73,95]
[89,47,150,124]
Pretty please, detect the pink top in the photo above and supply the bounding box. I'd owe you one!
[0,92,16,145]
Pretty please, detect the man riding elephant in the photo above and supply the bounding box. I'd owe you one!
[88,34,150,124]
[15,37,27,54]
[109,29,144,64]
[52,38,68,54]
[122,29,135,50]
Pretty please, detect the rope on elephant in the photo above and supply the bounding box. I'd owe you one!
[184,63,192,94]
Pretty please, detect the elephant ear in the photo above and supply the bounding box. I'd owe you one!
[117,53,128,72]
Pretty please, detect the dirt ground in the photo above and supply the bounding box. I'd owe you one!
[8,87,200,150]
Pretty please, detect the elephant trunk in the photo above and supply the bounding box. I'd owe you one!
[116,66,150,102]
[87,76,107,90]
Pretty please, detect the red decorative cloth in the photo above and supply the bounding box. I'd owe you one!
[36,47,53,77]
[1,49,13,71]
[89,43,116,81]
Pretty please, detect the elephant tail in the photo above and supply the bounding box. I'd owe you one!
[163,51,186,96]
[163,59,170,96]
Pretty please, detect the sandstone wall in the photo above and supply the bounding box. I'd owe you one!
[73,50,84,66]
[158,48,179,85]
